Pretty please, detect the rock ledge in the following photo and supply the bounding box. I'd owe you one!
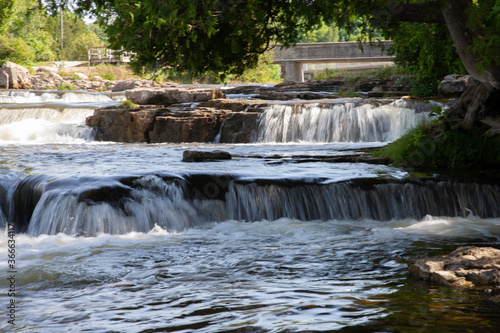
[408,246,500,290]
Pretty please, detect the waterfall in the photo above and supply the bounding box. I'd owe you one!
[255,100,428,143]
[0,90,119,144]
[0,90,115,104]
[6,174,500,237]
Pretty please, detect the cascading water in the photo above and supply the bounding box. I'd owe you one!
[0,90,120,143]
[5,173,500,237]
[255,99,429,143]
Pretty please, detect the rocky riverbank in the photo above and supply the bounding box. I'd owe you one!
[408,247,500,303]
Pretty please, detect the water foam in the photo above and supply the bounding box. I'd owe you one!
[255,100,427,143]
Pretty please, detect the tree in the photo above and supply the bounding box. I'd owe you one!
[0,0,15,33]
[51,0,500,129]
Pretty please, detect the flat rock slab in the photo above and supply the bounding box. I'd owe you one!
[126,87,225,105]
[408,246,500,289]
[182,150,232,162]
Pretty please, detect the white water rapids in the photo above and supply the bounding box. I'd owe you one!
[0,90,120,144]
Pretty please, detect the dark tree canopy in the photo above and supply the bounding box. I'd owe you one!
[46,0,500,87]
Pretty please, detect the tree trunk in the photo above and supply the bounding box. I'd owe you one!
[442,0,500,131]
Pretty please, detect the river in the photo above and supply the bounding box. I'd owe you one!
[0,89,499,332]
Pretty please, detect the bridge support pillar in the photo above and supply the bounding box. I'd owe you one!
[281,61,304,82]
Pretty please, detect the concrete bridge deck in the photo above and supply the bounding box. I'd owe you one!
[272,41,394,82]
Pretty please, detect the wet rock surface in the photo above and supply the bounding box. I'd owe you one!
[408,246,500,290]
[149,107,228,143]
[125,87,225,105]
[182,150,232,162]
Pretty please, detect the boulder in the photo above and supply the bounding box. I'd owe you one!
[30,76,57,90]
[86,107,164,142]
[203,99,269,112]
[111,79,169,92]
[126,87,226,106]
[438,74,476,98]
[218,112,261,143]
[182,150,232,162]
[149,107,228,143]
[254,91,337,100]
[72,72,89,80]
[0,62,32,89]
[35,66,58,74]
[408,246,500,289]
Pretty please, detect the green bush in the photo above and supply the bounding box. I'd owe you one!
[118,100,139,108]
[0,34,35,66]
[373,119,500,170]
[57,83,77,90]
[101,72,114,81]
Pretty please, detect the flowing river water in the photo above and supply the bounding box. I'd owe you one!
[0,89,499,332]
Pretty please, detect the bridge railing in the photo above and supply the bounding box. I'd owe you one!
[272,41,394,82]
[88,47,134,64]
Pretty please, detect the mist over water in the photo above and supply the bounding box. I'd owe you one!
[1,90,499,332]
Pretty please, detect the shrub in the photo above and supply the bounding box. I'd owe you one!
[373,117,500,170]
[0,35,35,66]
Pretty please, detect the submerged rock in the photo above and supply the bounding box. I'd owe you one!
[182,150,232,162]
[408,246,500,289]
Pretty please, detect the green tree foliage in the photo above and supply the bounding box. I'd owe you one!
[69,0,332,79]
[387,22,465,96]
[0,0,15,33]
[45,10,103,60]
[38,0,500,85]
[0,0,106,64]
[0,35,35,66]
[468,0,500,73]
[8,0,56,62]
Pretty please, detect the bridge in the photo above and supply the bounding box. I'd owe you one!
[272,41,394,82]
[87,47,134,64]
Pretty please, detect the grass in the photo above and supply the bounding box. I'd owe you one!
[118,100,139,109]
[373,116,500,170]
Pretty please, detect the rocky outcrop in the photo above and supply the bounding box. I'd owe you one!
[438,74,476,98]
[149,107,228,143]
[203,99,269,112]
[408,246,500,289]
[111,79,170,92]
[182,150,232,162]
[218,112,261,143]
[0,61,32,89]
[254,91,337,100]
[86,107,164,142]
[86,98,268,144]
[125,87,225,105]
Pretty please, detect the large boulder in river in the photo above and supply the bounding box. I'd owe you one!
[408,246,500,289]
[86,106,165,142]
[438,74,476,98]
[149,107,228,143]
[0,61,32,89]
[126,87,225,105]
